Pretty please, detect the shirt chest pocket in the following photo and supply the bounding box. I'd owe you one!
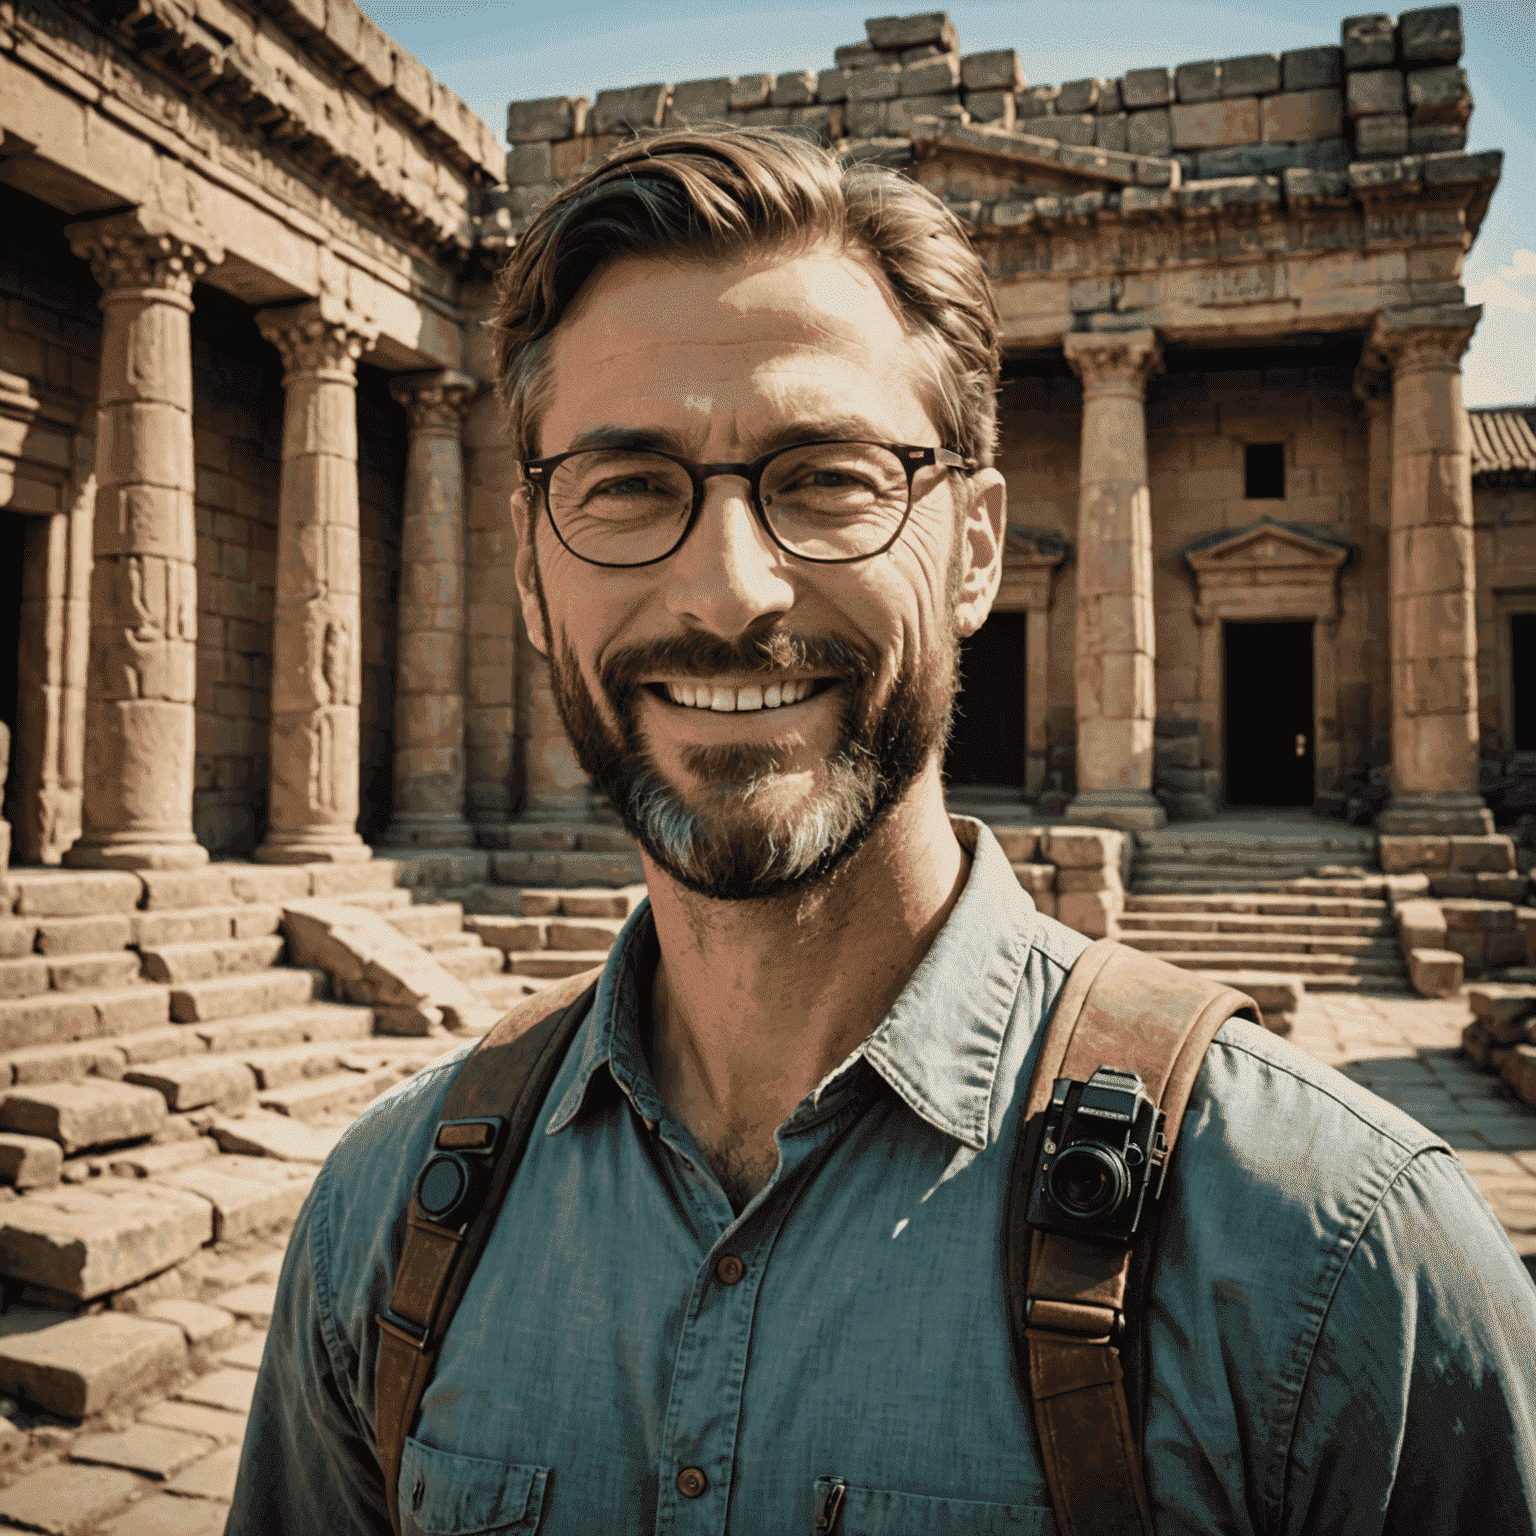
[399,1436,550,1534]
[821,1479,1058,1536]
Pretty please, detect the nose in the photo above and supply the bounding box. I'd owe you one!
[663,476,795,640]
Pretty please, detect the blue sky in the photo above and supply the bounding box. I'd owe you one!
[362,0,1534,405]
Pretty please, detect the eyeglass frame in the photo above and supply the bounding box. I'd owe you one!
[521,440,978,569]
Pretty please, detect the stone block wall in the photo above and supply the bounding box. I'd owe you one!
[1474,480,1536,815]
[189,291,284,860]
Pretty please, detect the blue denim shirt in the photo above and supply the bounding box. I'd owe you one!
[229,818,1536,1536]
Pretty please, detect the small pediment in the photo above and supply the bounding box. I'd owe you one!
[1182,517,1351,576]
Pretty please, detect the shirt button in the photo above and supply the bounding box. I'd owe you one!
[715,1254,745,1285]
[677,1466,708,1498]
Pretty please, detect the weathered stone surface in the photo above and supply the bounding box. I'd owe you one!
[139,1399,248,1444]
[210,1111,340,1162]
[1379,835,1451,872]
[258,1066,399,1117]
[1467,984,1536,1040]
[0,1177,210,1297]
[168,969,315,1023]
[107,1139,215,1178]
[220,1334,267,1371]
[1045,827,1125,868]
[1169,97,1261,147]
[961,49,1023,92]
[176,1365,258,1411]
[1341,12,1395,70]
[34,914,132,956]
[1012,864,1056,897]
[865,12,956,51]
[1409,947,1464,997]
[1126,109,1173,158]
[1,1080,167,1152]
[157,1164,311,1241]
[590,83,668,133]
[1260,89,1343,143]
[506,95,587,142]
[1395,897,1447,952]
[0,1312,186,1416]
[9,871,142,918]
[1122,67,1173,108]
[0,1132,63,1189]
[0,957,49,1000]
[544,917,624,952]
[143,1299,236,1348]
[1399,4,1462,64]
[989,827,1042,862]
[125,1057,256,1113]
[1220,52,1281,96]
[1440,898,1516,931]
[1057,890,1122,939]
[71,1423,210,1478]
[138,937,285,984]
[0,1461,143,1531]
[3,1040,129,1084]
[1282,45,1343,90]
[283,900,495,1032]
[1345,69,1404,116]
[1175,60,1220,104]
[1448,835,1515,872]
[1056,867,1124,895]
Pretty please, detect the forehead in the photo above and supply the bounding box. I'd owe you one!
[538,245,932,450]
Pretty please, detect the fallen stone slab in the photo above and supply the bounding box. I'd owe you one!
[282,900,497,1033]
[0,1460,142,1532]
[0,1131,63,1189]
[0,1178,212,1298]
[156,1165,311,1242]
[210,1110,341,1163]
[163,1441,241,1500]
[143,1299,237,1349]
[0,1080,167,1153]
[124,1056,256,1114]
[71,1423,210,1479]
[0,1312,186,1417]
[175,1365,257,1413]
[139,1399,248,1445]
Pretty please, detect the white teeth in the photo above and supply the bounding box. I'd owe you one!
[662,679,821,710]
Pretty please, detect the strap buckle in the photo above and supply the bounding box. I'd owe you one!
[434,1116,507,1155]
[377,1307,431,1353]
[1025,1297,1125,1344]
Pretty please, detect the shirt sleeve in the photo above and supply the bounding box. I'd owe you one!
[1282,1146,1536,1535]
[224,1158,393,1535]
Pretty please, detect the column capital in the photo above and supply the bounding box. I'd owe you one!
[1062,329,1162,394]
[64,207,223,302]
[256,297,379,380]
[1365,303,1480,380]
[389,368,479,434]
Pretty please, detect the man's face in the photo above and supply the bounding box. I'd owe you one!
[512,244,1005,902]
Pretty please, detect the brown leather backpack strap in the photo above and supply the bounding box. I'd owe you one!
[1007,939,1257,1536]
[375,967,603,1535]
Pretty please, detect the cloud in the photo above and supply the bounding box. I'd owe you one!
[1498,249,1536,284]
[1469,273,1535,315]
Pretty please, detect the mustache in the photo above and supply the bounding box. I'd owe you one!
[598,631,874,698]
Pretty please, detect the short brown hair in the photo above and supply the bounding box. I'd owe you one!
[490,126,1001,467]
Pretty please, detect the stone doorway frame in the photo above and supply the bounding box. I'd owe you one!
[1492,586,1536,754]
[1184,517,1350,809]
[0,372,91,866]
[989,527,1071,800]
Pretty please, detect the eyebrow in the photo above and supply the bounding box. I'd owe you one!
[557,417,907,460]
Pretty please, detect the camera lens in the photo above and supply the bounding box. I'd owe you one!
[1049,1144,1130,1223]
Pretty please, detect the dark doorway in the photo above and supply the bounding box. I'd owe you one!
[945,612,1027,789]
[1224,620,1314,807]
[0,515,25,831]
[1515,614,1536,752]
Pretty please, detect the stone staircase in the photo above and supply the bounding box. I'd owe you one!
[1131,816,1378,894]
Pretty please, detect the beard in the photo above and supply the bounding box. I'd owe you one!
[538,583,961,904]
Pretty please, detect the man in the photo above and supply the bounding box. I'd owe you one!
[229,128,1536,1534]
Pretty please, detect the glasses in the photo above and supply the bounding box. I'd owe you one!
[522,440,975,568]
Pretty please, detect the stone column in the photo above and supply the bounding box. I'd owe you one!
[1359,383,1395,769]
[254,298,379,864]
[1373,304,1492,835]
[1061,330,1166,831]
[384,369,476,847]
[62,209,223,871]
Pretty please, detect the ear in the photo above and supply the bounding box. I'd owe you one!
[510,485,550,656]
[953,468,1007,639]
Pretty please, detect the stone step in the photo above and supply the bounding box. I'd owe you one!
[1124,894,1389,918]
[257,1066,401,1121]
[546,916,626,951]
[191,1003,374,1055]
[1120,947,1406,977]
[329,888,413,913]
[139,936,287,985]
[469,976,544,1011]
[488,849,646,889]
[154,1156,315,1242]
[7,870,142,919]
[168,969,317,1024]
[32,914,134,956]
[433,946,504,982]
[383,903,465,943]
[0,1312,190,1417]
[237,1041,347,1090]
[1116,913,1392,937]
[46,950,146,993]
[0,984,170,1051]
[1116,930,1400,958]
[132,904,283,947]
[424,932,480,953]
[0,957,50,999]
[0,1079,168,1152]
[506,950,612,979]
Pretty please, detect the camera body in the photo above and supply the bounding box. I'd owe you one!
[1025,1065,1167,1248]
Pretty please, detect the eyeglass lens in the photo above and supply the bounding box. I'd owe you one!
[544,443,914,565]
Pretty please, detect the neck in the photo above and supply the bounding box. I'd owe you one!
[641,763,970,1207]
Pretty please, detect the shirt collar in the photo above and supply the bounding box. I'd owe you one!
[545,816,1043,1151]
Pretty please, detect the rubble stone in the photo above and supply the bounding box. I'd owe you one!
[1409,947,1464,997]
[0,1313,186,1416]
[0,1133,63,1189]
[1,1081,167,1153]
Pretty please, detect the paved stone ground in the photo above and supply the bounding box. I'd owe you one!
[0,992,1527,1533]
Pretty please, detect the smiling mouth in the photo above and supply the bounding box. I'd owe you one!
[644,679,839,713]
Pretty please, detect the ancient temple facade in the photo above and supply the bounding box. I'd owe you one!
[0,0,1530,882]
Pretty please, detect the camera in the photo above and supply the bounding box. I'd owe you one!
[1025,1066,1168,1248]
